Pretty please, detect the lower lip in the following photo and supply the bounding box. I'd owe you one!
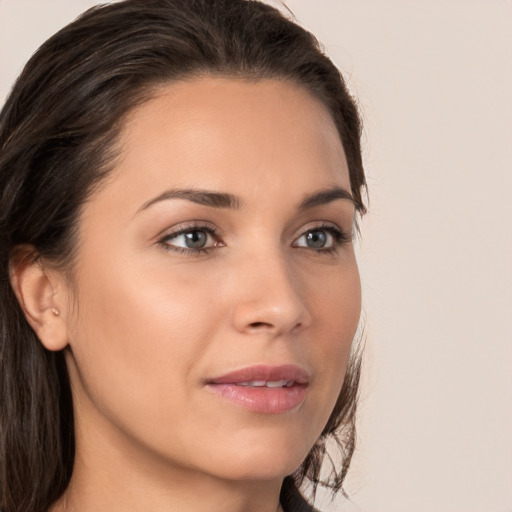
[205,383,308,413]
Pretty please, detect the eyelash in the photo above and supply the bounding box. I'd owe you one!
[157,222,351,255]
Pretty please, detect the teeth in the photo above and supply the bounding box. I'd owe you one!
[266,380,288,388]
[248,380,266,387]
[236,380,294,388]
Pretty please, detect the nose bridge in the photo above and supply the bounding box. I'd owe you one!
[231,245,312,336]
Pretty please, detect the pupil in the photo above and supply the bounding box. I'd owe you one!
[185,231,207,248]
[307,230,327,248]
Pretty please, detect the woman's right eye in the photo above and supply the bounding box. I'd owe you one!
[159,227,220,253]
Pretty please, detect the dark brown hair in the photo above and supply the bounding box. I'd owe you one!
[0,1,366,510]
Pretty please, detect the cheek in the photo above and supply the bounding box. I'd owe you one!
[309,252,361,330]
[307,261,361,403]
[66,255,224,422]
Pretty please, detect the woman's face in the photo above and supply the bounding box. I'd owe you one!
[62,77,361,483]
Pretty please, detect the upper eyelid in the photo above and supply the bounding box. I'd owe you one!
[156,220,350,247]
[159,227,220,248]
[157,221,220,239]
[297,219,343,234]
[159,220,343,236]
[292,220,347,238]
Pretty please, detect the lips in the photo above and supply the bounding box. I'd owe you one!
[205,364,310,414]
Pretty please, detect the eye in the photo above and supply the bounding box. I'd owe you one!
[159,226,220,253]
[295,229,333,249]
[176,230,209,249]
[293,225,349,251]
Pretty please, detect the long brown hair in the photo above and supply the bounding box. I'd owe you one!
[0,1,367,510]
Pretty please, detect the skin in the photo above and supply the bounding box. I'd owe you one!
[14,77,361,512]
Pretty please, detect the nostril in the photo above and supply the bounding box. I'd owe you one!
[248,321,271,329]
[247,320,303,333]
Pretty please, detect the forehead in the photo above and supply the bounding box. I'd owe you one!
[104,76,350,209]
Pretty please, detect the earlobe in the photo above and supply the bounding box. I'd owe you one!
[9,248,69,351]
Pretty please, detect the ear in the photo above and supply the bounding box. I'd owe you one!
[9,246,69,351]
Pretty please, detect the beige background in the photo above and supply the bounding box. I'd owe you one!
[1,1,511,511]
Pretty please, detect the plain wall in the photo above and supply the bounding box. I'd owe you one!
[1,1,511,511]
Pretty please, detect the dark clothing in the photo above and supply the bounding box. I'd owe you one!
[280,478,319,512]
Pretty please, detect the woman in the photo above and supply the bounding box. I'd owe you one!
[0,1,367,511]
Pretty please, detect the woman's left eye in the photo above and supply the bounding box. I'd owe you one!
[293,226,348,251]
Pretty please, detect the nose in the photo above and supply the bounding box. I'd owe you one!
[230,253,312,337]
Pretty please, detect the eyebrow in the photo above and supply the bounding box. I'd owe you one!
[138,189,242,212]
[298,186,355,210]
[137,185,354,214]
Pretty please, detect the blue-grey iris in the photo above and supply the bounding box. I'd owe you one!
[184,231,207,248]
[306,230,327,248]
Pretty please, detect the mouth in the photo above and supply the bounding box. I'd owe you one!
[205,364,310,414]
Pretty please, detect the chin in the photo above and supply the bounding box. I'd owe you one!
[211,456,303,483]
[188,426,314,483]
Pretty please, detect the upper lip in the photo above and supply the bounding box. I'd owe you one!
[206,364,310,385]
